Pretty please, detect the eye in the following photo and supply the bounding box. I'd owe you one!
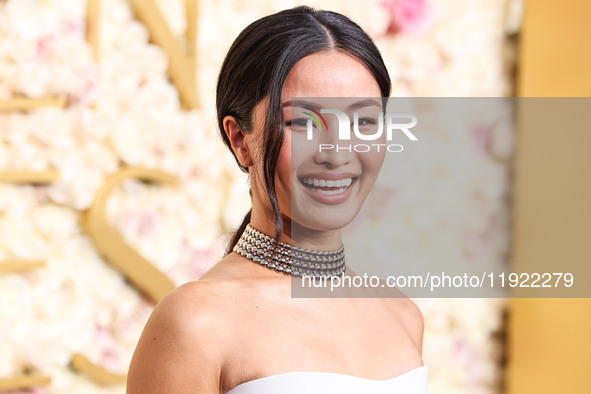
[354,117,378,127]
[286,118,313,130]
[351,115,382,137]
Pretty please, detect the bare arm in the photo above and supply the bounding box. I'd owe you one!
[127,283,222,394]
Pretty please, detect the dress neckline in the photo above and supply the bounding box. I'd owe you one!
[227,365,427,393]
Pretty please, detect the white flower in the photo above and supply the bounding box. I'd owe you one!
[31,204,79,241]
[222,176,251,231]
[3,0,61,40]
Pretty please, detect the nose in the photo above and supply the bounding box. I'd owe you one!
[312,121,354,168]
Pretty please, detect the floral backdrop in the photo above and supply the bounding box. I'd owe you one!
[0,0,521,393]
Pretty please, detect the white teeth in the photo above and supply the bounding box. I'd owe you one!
[299,177,355,191]
[310,187,348,195]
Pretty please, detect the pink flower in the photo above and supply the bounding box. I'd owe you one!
[383,0,432,35]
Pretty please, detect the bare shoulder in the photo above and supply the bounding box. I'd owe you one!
[150,279,235,334]
[127,280,235,394]
[343,270,425,354]
[373,282,424,354]
[391,296,424,353]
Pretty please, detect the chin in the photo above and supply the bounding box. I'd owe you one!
[290,204,361,233]
[291,182,368,228]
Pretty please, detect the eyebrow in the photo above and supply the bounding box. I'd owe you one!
[346,98,381,110]
[283,98,381,111]
[283,100,321,110]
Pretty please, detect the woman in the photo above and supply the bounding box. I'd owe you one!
[127,6,426,394]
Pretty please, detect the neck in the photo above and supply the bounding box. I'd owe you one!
[250,205,343,252]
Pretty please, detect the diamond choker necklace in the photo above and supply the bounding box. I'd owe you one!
[233,224,346,278]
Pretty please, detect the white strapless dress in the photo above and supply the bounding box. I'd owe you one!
[226,365,428,394]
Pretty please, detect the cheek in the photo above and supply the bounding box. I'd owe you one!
[276,133,292,186]
[280,135,292,165]
[361,149,385,179]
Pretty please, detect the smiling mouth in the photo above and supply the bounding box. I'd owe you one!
[298,177,357,195]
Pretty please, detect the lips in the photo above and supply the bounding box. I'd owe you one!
[297,174,358,204]
[299,177,354,194]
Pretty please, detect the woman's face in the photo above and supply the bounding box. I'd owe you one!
[249,50,385,233]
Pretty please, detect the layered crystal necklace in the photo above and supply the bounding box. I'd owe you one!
[233,224,346,278]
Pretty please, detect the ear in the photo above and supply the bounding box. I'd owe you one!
[223,116,254,167]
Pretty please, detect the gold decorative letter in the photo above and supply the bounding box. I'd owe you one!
[0,261,45,275]
[87,0,199,108]
[128,0,198,109]
[0,374,51,391]
[86,0,101,61]
[70,354,127,386]
[83,167,177,303]
[0,170,60,184]
[0,98,66,112]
